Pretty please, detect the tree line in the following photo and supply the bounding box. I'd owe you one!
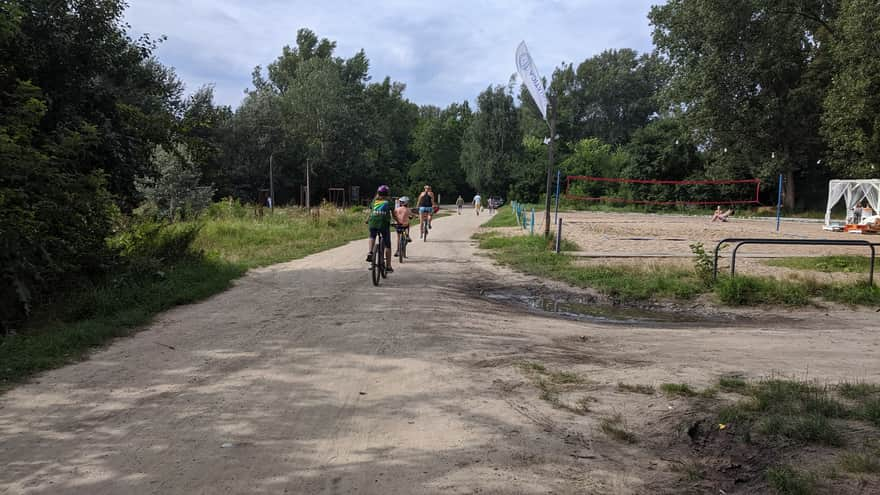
[2,0,879,329]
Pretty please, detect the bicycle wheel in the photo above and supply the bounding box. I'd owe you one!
[379,237,388,278]
[398,234,405,264]
[422,220,428,242]
[371,242,381,286]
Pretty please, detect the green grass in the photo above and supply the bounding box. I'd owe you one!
[767,465,816,495]
[766,256,872,274]
[714,276,812,306]
[1,257,244,388]
[599,414,638,443]
[1,206,367,390]
[715,378,859,447]
[719,376,749,392]
[617,382,655,395]
[476,230,880,307]
[517,361,589,413]
[477,232,704,301]
[838,452,880,474]
[661,383,698,397]
[193,206,365,268]
[483,205,520,227]
[837,381,880,401]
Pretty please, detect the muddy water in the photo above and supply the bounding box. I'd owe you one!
[482,289,708,325]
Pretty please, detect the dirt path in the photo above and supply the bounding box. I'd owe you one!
[1,210,879,494]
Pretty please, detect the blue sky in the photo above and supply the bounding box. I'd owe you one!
[125,1,661,108]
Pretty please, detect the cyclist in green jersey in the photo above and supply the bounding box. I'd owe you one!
[366,185,394,273]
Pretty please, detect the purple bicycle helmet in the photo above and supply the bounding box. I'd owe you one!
[377,184,390,194]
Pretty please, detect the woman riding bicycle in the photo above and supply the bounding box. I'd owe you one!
[417,185,435,231]
[366,185,394,273]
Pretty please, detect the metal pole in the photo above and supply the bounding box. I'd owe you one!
[554,169,561,225]
[306,158,311,210]
[555,218,562,253]
[269,153,275,212]
[531,208,535,235]
[776,173,783,232]
[543,96,557,238]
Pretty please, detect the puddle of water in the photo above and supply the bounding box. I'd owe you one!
[485,292,697,324]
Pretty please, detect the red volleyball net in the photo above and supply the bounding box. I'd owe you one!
[564,176,762,206]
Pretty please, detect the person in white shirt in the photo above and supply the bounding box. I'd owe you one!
[473,194,482,216]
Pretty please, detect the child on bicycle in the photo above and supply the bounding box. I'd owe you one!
[366,185,394,272]
[393,196,415,257]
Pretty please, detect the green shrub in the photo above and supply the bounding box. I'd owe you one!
[766,466,815,495]
[206,197,249,220]
[715,276,810,306]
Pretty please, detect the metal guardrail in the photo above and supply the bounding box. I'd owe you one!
[713,238,877,286]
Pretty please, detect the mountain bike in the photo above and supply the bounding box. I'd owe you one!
[395,225,409,263]
[370,230,388,286]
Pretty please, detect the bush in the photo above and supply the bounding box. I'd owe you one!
[205,197,249,220]
[1,164,119,332]
[109,221,202,268]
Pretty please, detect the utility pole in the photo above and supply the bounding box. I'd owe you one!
[543,95,557,238]
[269,153,275,212]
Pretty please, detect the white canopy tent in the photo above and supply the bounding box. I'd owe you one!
[825,179,880,226]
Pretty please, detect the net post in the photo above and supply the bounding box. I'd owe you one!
[554,170,561,225]
[531,209,535,235]
[555,218,562,253]
[776,174,783,232]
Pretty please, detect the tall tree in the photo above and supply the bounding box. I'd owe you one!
[1,0,179,328]
[363,77,419,194]
[178,85,233,197]
[650,0,836,208]
[409,102,472,199]
[552,49,668,146]
[822,0,880,178]
[460,86,523,195]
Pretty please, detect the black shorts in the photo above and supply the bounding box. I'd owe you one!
[369,227,392,248]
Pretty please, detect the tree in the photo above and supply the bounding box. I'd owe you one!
[2,0,180,329]
[822,0,880,178]
[363,77,419,194]
[650,0,836,208]
[552,49,668,146]
[623,116,701,182]
[7,0,183,207]
[460,86,523,195]
[409,102,472,199]
[506,136,548,202]
[179,85,234,198]
[136,144,216,221]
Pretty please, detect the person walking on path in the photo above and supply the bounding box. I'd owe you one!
[473,193,482,216]
[456,195,464,215]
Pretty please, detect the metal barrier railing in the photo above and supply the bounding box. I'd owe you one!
[713,238,877,286]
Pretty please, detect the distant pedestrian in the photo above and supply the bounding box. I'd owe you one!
[456,195,464,215]
[473,193,482,216]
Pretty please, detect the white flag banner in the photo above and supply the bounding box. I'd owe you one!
[516,41,549,121]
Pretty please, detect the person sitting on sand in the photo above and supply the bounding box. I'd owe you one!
[711,206,734,222]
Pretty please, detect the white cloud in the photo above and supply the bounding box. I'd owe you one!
[125,0,661,108]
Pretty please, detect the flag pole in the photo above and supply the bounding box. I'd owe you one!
[543,95,556,238]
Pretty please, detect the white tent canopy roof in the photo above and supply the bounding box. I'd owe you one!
[825,179,880,225]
